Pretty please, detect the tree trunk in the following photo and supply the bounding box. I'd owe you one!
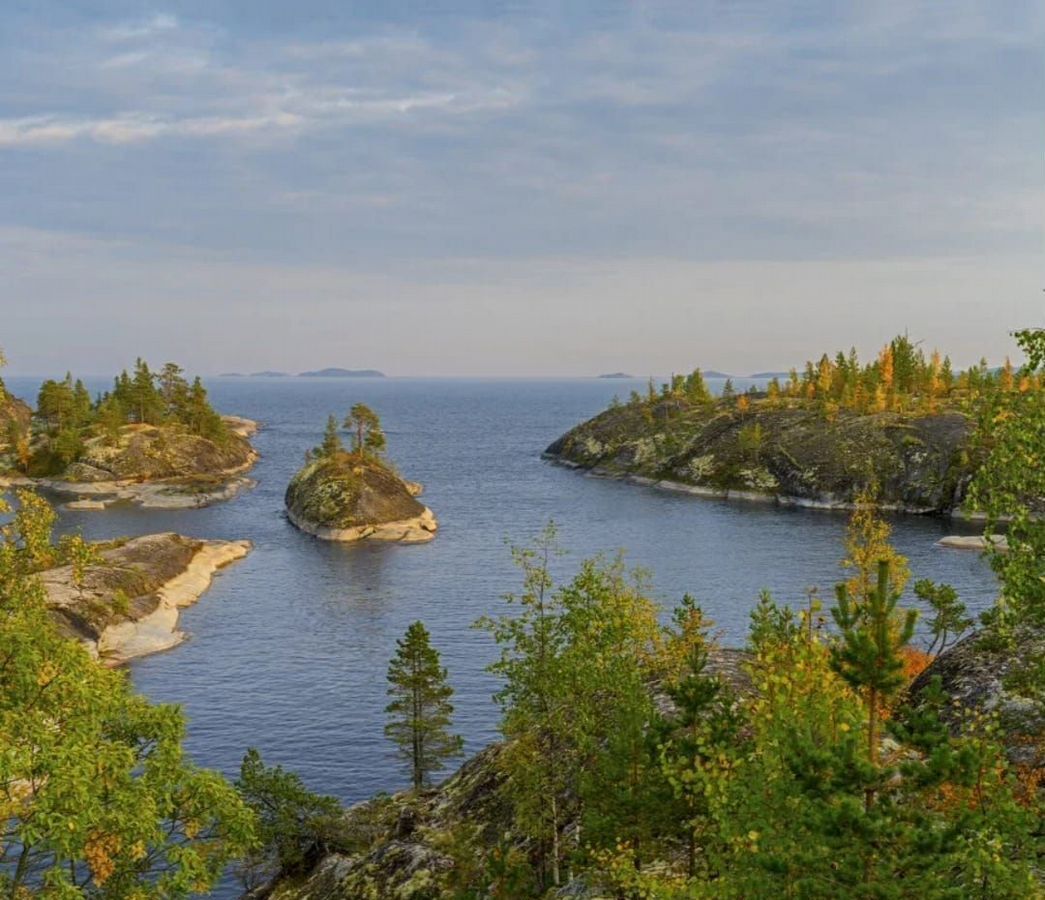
[865,685,878,812]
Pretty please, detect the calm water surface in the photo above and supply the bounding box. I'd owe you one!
[6,376,993,806]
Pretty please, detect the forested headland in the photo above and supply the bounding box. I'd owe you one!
[546,333,1044,514]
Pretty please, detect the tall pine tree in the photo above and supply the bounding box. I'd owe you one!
[385,621,462,790]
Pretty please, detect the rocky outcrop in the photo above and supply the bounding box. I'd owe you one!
[1,416,260,509]
[285,455,437,544]
[545,400,974,514]
[907,628,1045,771]
[39,533,251,665]
[266,649,751,900]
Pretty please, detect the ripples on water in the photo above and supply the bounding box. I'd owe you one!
[6,376,994,806]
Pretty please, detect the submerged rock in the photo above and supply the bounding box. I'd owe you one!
[285,454,437,544]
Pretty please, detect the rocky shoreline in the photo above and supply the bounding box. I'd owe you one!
[40,533,251,665]
[286,504,438,544]
[1,416,260,510]
[284,449,438,545]
[544,403,975,516]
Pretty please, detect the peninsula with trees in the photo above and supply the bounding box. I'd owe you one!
[546,334,1040,514]
[0,357,259,509]
[284,404,437,543]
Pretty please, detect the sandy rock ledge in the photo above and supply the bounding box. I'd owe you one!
[40,533,252,665]
[286,505,438,544]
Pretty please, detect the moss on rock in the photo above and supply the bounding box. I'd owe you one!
[284,454,433,541]
[546,398,973,513]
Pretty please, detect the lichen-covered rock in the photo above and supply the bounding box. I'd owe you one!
[285,455,437,544]
[266,746,509,900]
[267,649,749,899]
[907,628,1045,770]
[545,400,973,513]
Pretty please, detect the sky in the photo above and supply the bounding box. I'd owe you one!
[0,0,1042,377]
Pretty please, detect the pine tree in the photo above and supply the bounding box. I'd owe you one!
[830,560,916,809]
[344,403,386,459]
[384,621,463,790]
[318,415,343,458]
[130,358,163,424]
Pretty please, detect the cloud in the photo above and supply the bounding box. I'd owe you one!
[100,13,179,42]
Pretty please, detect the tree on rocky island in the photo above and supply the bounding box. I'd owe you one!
[344,403,386,459]
[384,621,463,790]
[318,414,343,458]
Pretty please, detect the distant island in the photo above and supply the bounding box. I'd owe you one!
[250,370,290,378]
[598,372,635,379]
[749,370,792,379]
[298,368,385,378]
[704,370,733,379]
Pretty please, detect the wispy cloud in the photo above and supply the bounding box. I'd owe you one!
[0,1,1042,376]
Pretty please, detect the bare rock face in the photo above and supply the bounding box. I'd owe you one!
[75,421,257,482]
[907,628,1045,771]
[39,533,251,665]
[285,455,437,544]
[546,401,974,514]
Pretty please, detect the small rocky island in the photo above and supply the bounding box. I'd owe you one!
[285,405,437,544]
[546,336,1011,514]
[0,359,259,509]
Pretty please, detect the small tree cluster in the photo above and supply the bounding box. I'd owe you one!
[312,404,386,462]
[29,359,228,475]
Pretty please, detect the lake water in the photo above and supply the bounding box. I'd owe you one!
[5,375,994,808]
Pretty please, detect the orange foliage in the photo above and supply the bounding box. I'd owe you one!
[899,646,933,683]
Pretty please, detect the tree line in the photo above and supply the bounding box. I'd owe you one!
[623,333,1044,421]
[7,358,228,475]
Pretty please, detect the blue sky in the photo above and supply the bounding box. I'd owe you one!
[1,1,1042,375]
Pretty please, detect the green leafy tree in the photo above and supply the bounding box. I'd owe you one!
[914,579,973,656]
[657,600,741,879]
[59,532,101,600]
[344,403,386,459]
[0,491,256,899]
[479,529,665,888]
[685,369,712,404]
[737,421,765,464]
[156,362,192,421]
[235,749,346,887]
[476,525,567,888]
[385,621,463,790]
[129,358,164,424]
[969,327,1045,629]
